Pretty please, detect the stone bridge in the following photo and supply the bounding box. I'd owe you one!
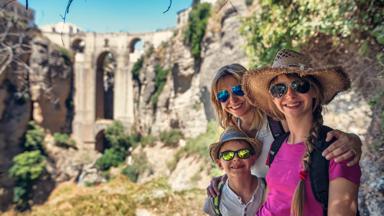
[42,28,173,151]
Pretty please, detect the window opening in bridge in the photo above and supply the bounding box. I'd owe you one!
[71,38,85,53]
[129,38,144,63]
[104,39,109,47]
[96,52,116,120]
[129,38,143,53]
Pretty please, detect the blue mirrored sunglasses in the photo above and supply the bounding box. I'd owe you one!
[216,85,245,103]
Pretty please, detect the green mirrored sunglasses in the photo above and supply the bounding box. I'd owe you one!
[219,148,254,161]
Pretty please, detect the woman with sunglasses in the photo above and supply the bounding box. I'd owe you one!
[243,49,361,215]
[207,63,362,197]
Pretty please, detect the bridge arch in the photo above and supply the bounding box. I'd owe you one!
[95,50,117,120]
[129,38,143,53]
[95,129,109,152]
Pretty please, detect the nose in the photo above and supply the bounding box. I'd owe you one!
[285,86,297,98]
[232,154,240,161]
[228,93,239,104]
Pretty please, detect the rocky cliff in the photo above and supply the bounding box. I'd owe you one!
[0,2,73,210]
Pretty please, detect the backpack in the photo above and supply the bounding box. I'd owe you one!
[212,178,266,216]
[267,124,359,216]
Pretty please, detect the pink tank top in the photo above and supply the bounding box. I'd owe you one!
[257,140,361,216]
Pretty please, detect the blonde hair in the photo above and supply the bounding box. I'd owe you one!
[210,64,265,131]
[269,74,324,216]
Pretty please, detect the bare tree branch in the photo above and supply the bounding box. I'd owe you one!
[162,0,172,14]
[0,45,13,75]
[60,0,75,22]
[1,0,16,10]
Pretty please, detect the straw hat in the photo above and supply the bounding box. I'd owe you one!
[242,49,351,118]
[209,126,262,161]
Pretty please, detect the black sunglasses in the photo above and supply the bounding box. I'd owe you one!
[216,85,245,103]
[269,78,310,98]
[219,148,254,161]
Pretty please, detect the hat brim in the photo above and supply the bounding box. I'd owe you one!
[209,137,262,161]
[242,67,351,119]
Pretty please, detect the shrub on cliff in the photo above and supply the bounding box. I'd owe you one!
[160,129,183,147]
[24,121,45,151]
[104,121,131,151]
[151,64,170,109]
[95,148,126,171]
[9,150,46,211]
[53,133,77,149]
[184,2,211,60]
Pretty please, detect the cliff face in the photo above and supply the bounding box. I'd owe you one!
[135,0,249,138]
[0,4,73,209]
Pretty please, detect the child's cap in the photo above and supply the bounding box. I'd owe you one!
[209,126,262,161]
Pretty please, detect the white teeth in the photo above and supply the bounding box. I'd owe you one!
[231,103,242,110]
[285,102,300,107]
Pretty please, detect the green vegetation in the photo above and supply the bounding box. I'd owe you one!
[245,0,254,7]
[159,129,183,147]
[240,0,384,67]
[9,151,46,210]
[368,90,384,152]
[24,121,45,151]
[96,148,127,171]
[151,64,170,109]
[131,57,144,82]
[104,121,131,151]
[121,152,151,182]
[57,47,74,63]
[167,121,221,171]
[140,135,157,147]
[9,121,46,211]
[53,133,76,149]
[95,121,132,171]
[184,2,211,60]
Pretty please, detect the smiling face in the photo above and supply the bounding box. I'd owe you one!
[270,74,315,120]
[215,140,256,176]
[216,75,252,118]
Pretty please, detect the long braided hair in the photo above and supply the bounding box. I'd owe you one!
[290,75,324,216]
[269,73,325,216]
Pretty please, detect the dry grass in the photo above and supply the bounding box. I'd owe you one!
[4,175,206,216]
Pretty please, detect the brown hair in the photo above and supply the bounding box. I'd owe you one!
[269,74,324,216]
[210,64,264,131]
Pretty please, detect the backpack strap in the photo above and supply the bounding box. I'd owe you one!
[309,125,333,215]
[267,116,285,139]
[266,131,289,166]
[309,125,360,216]
[212,181,225,216]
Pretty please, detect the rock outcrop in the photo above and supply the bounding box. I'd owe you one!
[0,2,74,209]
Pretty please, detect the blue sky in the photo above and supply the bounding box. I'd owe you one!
[20,0,192,32]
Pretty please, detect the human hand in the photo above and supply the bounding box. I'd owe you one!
[322,130,362,167]
[206,174,227,197]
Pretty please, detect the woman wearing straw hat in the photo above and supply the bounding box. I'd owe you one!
[207,63,362,197]
[242,49,361,215]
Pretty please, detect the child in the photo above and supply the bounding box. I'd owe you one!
[203,126,265,216]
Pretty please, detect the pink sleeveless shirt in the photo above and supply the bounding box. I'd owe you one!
[257,140,361,216]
